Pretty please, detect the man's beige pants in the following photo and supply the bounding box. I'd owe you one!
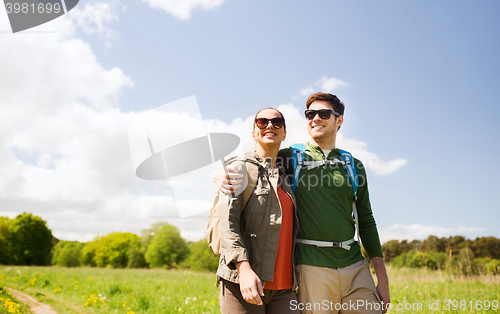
[296,259,382,314]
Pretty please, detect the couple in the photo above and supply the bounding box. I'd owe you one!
[214,93,390,314]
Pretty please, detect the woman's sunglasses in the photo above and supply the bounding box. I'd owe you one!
[254,117,285,129]
[304,109,340,120]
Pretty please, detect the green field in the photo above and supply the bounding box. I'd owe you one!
[1,266,499,313]
[0,287,33,314]
[385,267,499,313]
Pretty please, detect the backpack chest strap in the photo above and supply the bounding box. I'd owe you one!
[296,238,356,251]
[300,158,345,170]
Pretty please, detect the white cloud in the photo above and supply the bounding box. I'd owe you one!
[294,76,349,100]
[317,76,350,93]
[456,226,487,233]
[0,4,405,243]
[291,76,405,175]
[336,133,408,175]
[69,0,125,47]
[378,223,487,243]
[229,104,406,176]
[0,4,138,241]
[141,0,224,20]
[299,87,315,97]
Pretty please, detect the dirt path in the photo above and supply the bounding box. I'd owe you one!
[5,288,58,314]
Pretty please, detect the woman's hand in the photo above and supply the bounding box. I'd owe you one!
[235,261,264,305]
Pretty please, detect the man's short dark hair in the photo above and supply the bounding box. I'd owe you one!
[306,92,345,116]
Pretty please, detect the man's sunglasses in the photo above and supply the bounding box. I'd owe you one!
[304,109,340,120]
[254,117,285,129]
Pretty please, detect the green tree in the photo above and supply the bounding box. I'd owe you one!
[131,221,169,267]
[457,247,475,275]
[381,240,401,263]
[81,236,101,267]
[93,232,140,268]
[0,217,12,265]
[52,241,85,267]
[382,239,421,264]
[9,213,53,265]
[427,251,447,270]
[392,250,416,268]
[471,257,492,275]
[446,235,468,255]
[485,259,500,275]
[183,240,219,271]
[471,237,500,259]
[419,235,447,253]
[407,239,421,251]
[145,223,188,268]
[127,238,148,268]
[141,222,167,248]
[409,252,437,269]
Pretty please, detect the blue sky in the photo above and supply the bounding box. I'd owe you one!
[1,0,499,243]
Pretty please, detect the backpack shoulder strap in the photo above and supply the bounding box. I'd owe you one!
[241,160,259,209]
[337,149,360,244]
[337,149,358,198]
[291,143,305,192]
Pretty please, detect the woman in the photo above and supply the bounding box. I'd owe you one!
[217,108,299,313]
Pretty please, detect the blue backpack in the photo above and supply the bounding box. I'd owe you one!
[290,143,360,250]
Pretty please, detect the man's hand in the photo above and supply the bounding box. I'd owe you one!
[371,256,390,313]
[376,280,390,313]
[235,261,264,305]
[212,164,244,194]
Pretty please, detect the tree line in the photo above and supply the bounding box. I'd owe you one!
[0,213,218,272]
[2,212,499,276]
[381,235,500,275]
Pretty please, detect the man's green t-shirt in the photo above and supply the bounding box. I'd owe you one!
[279,142,383,268]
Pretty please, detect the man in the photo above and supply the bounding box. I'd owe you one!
[216,93,390,313]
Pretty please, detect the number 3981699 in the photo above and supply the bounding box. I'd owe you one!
[443,299,498,311]
[5,2,62,14]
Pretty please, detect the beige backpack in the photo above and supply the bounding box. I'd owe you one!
[207,159,259,255]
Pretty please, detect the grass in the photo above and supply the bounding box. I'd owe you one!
[0,287,33,314]
[0,267,219,314]
[384,266,500,313]
[0,265,499,313]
